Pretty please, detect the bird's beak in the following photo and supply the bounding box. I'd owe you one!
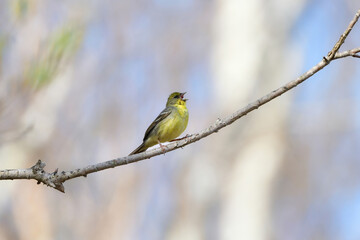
[180,92,188,101]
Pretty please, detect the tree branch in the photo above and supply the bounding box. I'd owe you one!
[333,47,360,59]
[1,9,360,193]
[326,10,360,61]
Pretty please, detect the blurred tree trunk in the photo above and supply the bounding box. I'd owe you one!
[211,0,305,239]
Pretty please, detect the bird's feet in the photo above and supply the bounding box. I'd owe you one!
[157,140,167,154]
[159,143,167,152]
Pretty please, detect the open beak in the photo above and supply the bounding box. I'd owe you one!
[180,92,188,101]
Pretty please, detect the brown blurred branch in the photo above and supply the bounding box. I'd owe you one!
[1,9,360,193]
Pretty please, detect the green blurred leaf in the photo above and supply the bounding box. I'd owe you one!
[0,36,7,73]
[12,0,29,19]
[26,26,83,88]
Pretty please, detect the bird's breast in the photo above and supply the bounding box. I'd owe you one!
[157,106,188,142]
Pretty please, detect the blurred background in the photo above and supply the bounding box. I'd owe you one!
[0,0,360,239]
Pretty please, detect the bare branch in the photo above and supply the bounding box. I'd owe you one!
[1,9,360,193]
[326,9,360,61]
[334,47,360,59]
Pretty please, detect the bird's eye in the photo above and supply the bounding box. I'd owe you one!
[174,95,180,99]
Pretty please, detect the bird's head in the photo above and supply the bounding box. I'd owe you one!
[166,92,187,107]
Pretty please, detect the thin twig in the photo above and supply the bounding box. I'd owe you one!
[326,9,360,60]
[333,47,360,59]
[1,9,360,193]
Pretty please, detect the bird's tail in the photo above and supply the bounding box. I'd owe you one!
[129,142,147,155]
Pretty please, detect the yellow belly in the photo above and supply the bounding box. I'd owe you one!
[157,112,188,142]
[143,104,188,149]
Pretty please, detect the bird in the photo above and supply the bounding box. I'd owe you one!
[129,92,189,155]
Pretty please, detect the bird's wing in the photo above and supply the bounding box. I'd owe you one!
[143,107,172,141]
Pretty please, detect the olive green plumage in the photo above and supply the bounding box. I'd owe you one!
[129,92,189,155]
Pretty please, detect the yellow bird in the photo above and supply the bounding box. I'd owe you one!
[129,92,189,155]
